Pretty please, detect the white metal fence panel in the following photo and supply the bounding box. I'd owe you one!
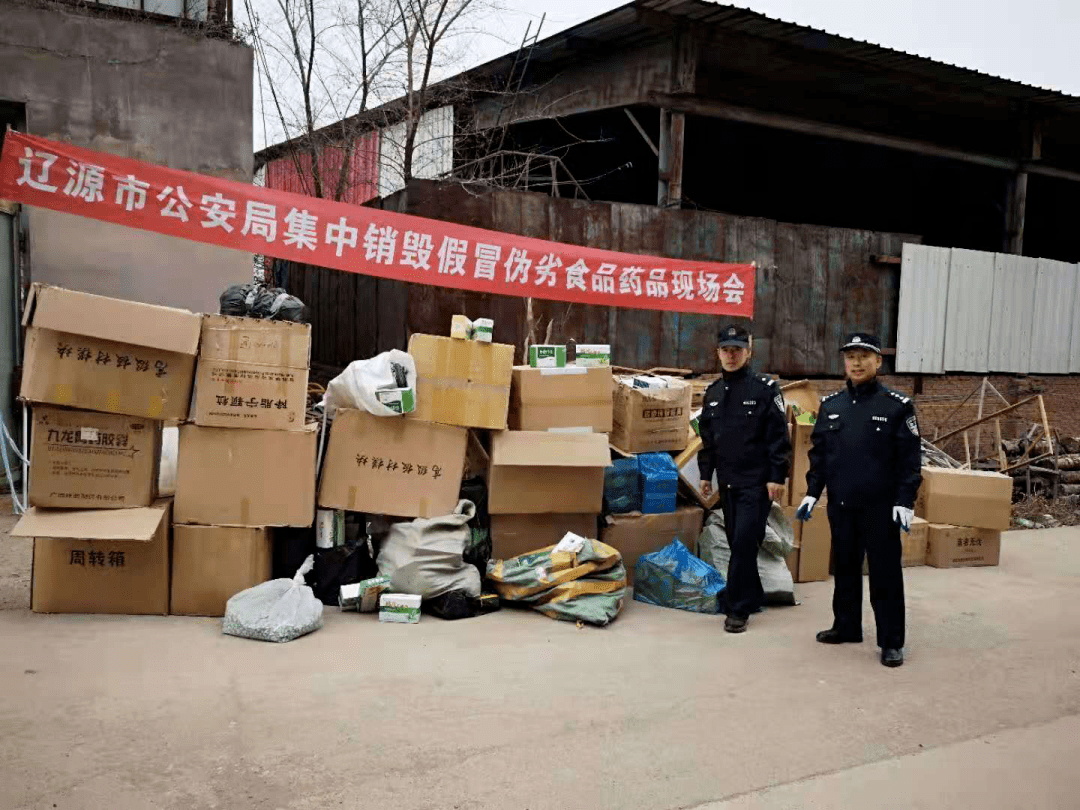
[378,107,454,199]
[942,248,994,372]
[896,243,949,373]
[1029,258,1078,373]
[987,253,1037,373]
[1071,274,1080,373]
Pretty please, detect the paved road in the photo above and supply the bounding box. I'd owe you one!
[1,525,1078,809]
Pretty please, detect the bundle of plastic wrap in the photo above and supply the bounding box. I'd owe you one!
[219,282,308,322]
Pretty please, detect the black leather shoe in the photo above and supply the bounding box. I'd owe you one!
[816,628,864,644]
[881,648,904,667]
[724,615,748,633]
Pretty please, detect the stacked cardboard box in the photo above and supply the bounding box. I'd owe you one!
[14,285,201,614]
[172,315,316,615]
[916,467,1010,568]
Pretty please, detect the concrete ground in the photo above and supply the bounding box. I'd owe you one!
[1,513,1078,810]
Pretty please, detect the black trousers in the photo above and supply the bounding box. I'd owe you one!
[827,501,905,649]
[721,485,772,619]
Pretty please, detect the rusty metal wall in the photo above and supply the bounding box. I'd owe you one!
[292,180,920,376]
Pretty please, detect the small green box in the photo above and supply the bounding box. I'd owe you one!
[375,387,416,414]
[528,345,567,368]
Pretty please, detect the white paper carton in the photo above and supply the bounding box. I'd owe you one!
[379,592,421,623]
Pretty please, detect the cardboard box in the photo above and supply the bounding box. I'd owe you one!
[408,334,515,429]
[926,524,1002,568]
[13,500,172,614]
[490,513,599,560]
[673,438,721,510]
[904,517,929,567]
[318,409,467,518]
[796,509,831,582]
[600,506,704,584]
[29,406,162,509]
[170,525,273,616]
[574,344,610,367]
[192,315,311,431]
[915,467,1012,531]
[789,421,814,506]
[380,593,421,623]
[509,366,613,433]
[20,284,201,420]
[528,345,566,368]
[611,377,692,454]
[175,424,317,527]
[488,431,609,514]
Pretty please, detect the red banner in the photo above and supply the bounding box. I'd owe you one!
[0,132,754,317]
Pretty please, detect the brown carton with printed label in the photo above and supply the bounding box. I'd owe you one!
[610,377,691,454]
[13,500,172,614]
[29,406,162,509]
[192,315,311,431]
[318,409,467,518]
[20,284,201,420]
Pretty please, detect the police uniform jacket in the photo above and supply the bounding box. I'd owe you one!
[806,378,922,508]
[698,367,791,489]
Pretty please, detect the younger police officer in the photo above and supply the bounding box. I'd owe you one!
[699,325,792,634]
[797,333,922,667]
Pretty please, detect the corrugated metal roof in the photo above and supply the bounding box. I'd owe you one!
[636,0,1080,111]
[1029,258,1078,373]
[942,249,994,373]
[988,253,1036,373]
[896,244,948,374]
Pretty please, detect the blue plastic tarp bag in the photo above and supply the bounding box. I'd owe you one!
[604,457,641,514]
[633,539,726,614]
[638,452,678,514]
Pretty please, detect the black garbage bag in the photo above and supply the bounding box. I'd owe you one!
[218,282,308,323]
[273,525,316,580]
[460,477,491,579]
[310,543,379,606]
[424,590,477,620]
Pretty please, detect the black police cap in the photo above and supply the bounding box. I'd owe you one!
[840,332,882,354]
[717,324,751,348]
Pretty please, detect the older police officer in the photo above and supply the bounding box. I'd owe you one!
[699,325,792,634]
[797,333,922,667]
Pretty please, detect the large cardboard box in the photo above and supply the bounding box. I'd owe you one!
[13,500,172,614]
[915,467,1012,531]
[490,513,599,560]
[192,315,311,431]
[610,377,692,454]
[29,406,162,509]
[408,334,514,429]
[488,431,609,514]
[170,525,273,616]
[509,366,613,432]
[600,506,704,584]
[926,524,1002,568]
[20,284,201,420]
[796,509,831,582]
[175,424,317,527]
[318,409,467,518]
[788,421,814,506]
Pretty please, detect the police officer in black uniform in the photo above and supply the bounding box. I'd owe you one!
[699,325,792,634]
[797,332,922,667]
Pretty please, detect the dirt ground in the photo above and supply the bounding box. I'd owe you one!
[1,506,1078,810]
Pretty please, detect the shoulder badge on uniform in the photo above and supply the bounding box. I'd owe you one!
[774,393,784,413]
[762,376,777,388]
[888,390,911,405]
[822,391,841,402]
[906,415,919,436]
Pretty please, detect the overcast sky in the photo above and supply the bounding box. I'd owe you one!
[248,0,1080,150]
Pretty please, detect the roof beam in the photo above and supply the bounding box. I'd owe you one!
[650,92,1080,183]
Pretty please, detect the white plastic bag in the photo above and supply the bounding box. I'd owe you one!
[222,555,324,643]
[322,350,417,417]
[377,501,481,599]
[698,507,796,606]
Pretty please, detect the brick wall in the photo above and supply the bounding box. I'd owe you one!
[784,374,1080,463]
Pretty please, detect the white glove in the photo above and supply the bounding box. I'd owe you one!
[893,506,914,533]
[795,496,817,521]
